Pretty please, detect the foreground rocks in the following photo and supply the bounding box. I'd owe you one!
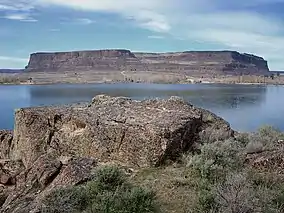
[0,95,235,212]
[0,155,96,213]
[10,95,234,168]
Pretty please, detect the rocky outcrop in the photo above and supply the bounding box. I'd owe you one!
[26,49,147,72]
[0,95,235,212]
[10,95,233,168]
[0,155,97,213]
[25,49,269,76]
[135,51,269,75]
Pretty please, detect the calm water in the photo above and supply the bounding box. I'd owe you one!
[0,83,283,132]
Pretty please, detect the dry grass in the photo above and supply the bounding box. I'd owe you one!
[131,166,198,213]
[0,75,30,84]
[130,126,284,213]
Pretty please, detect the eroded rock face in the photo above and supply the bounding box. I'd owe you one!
[25,49,269,75]
[135,51,269,75]
[0,155,97,213]
[0,130,13,159]
[10,95,234,168]
[26,49,146,72]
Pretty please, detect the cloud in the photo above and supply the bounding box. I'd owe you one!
[0,0,37,22]
[0,0,34,11]
[73,18,95,25]
[3,13,37,22]
[37,0,173,32]
[60,18,96,25]
[148,35,165,39]
[49,28,60,32]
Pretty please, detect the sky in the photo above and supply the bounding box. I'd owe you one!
[0,0,284,70]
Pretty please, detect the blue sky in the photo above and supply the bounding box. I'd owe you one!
[0,0,284,70]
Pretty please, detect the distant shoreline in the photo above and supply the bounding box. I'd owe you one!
[1,71,283,86]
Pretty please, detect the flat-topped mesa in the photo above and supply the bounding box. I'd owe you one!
[26,49,145,72]
[134,51,269,75]
[25,49,269,75]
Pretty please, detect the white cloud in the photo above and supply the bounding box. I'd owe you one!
[3,13,37,22]
[60,18,96,25]
[37,0,173,32]
[49,28,60,32]
[73,18,95,25]
[0,0,34,11]
[148,35,165,39]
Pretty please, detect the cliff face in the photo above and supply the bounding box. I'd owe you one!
[134,51,269,75]
[26,49,147,72]
[25,49,269,75]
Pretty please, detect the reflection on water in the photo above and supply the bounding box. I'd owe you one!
[0,83,281,132]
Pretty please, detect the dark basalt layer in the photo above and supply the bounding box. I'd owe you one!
[25,49,269,76]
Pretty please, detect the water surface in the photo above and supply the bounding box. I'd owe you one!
[0,83,282,132]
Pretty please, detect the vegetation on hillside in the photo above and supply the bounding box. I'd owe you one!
[42,166,159,213]
[0,75,30,84]
[43,126,284,213]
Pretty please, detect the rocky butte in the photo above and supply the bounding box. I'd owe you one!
[25,49,269,76]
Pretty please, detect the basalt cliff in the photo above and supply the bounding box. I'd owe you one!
[25,49,269,76]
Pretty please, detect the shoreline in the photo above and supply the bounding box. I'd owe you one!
[0,80,283,86]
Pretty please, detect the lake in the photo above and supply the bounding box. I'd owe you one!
[0,83,283,132]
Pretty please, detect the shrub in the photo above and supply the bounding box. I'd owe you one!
[214,172,256,213]
[85,186,157,213]
[245,126,284,154]
[42,186,89,213]
[42,166,159,213]
[187,139,244,183]
[94,165,126,191]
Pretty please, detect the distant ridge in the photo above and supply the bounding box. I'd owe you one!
[24,49,270,76]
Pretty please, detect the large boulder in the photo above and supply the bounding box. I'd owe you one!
[10,95,234,168]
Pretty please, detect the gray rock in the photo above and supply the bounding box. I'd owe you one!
[0,130,13,159]
[10,95,234,168]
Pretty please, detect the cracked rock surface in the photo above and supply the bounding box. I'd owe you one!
[0,95,234,212]
[10,95,234,168]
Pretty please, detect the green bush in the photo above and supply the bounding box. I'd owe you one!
[245,126,284,154]
[85,186,156,213]
[94,166,126,191]
[187,139,244,183]
[42,166,159,213]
